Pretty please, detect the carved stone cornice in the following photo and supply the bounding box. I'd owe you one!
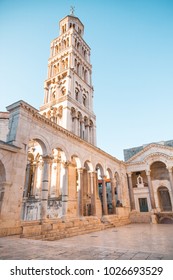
[6,100,123,166]
[0,141,21,153]
[126,143,173,163]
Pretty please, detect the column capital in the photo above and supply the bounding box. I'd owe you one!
[111,178,117,187]
[167,166,172,173]
[0,181,12,190]
[62,161,71,168]
[127,172,132,178]
[111,177,117,185]
[101,175,107,180]
[77,168,84,174]
[146,170,151,176]
[89,171,95,178]
[42,154,53,163]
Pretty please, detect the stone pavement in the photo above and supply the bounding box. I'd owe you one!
[0,224,173,260]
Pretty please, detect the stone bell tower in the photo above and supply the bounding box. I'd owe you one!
[40,10,96,145]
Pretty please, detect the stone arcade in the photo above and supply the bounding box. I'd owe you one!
[0,13,173,239]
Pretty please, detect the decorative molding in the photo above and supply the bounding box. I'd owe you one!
[126,144,173,164]
[13,100,121,165]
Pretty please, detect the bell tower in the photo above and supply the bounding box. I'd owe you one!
[40,11,96,145]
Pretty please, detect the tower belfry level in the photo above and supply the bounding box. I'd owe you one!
[40,14,96,145]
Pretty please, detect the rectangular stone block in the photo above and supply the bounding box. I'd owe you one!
[22,225,41,235]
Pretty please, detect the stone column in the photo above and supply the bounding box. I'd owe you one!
[167,167,173,196]
[33,162,38,196]
[81,120,84,139]
[41,155,52,221]
[55,159,61,197]
[127,173,135,210]
[0,182,12,220]
[77,168,84,217]
[62,162,69,217]
[111,178,116,214]
[146,170,156,210]
[90,172,96,216]
[23,163,31,198]
[102,176,108,215]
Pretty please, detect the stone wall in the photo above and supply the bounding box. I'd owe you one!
[0,112,9,141]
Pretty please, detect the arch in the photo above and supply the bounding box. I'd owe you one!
[95,163,104,177]
[113,171,122,206]
[71,155,82,169]
[158,186,172,212]
[159,216,173,224]
[84,160,93,172]
[83,94,87,106]
[145,154,169,169]
[77,63,80,75]
[0,160,6,183]
[150,161,168,181]
[51,143,70,162]
[84,70,88,83]
[71,107,76,117]
[0,160,6,215]
[52,148,67,163]
[106,168,113,180]
[28,134,50,155]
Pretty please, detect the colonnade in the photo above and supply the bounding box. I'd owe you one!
[23,153,119,221]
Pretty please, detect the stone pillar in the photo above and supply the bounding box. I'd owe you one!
[111,178,116,214]
[167,167,173,196]
[127,173,135,210]
[81,120,84,139]
[77,168,84,216]
[90,172,96,216]
[23,163,31,198]
[55,160,61,197]
[41,155,52,221]
[146,170,156,210]
[62,162,69,217]
[33,162,38,196]
[102,176,108,215]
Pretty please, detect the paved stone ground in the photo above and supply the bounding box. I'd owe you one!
[0,224,173,260]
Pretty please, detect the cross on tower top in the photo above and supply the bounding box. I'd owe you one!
[70,6,75,15]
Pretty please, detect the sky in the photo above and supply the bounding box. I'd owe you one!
[0,0,173,160]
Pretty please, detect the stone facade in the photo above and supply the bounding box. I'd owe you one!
[0,13,173,238]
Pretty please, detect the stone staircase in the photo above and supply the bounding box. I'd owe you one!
[101,214,131,229]
[20,215,130,241]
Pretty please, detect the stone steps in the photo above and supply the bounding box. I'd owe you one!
[20,215,130,241]
[101,215,130,229]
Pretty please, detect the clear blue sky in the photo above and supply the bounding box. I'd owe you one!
[0,0,173,160]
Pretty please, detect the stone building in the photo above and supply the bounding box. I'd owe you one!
[0,13,173,238]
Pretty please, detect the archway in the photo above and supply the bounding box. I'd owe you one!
[95,163,107,215]
[83,161,93,216]
[0,160,6,215]
[22,138,47,221]
[70,155,82,216]
[158,186,172,212]
[150,161,168,181]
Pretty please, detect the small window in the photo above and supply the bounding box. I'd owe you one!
[83,94,86,106]
[76,91,79,101]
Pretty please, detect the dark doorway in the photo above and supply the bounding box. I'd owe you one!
[139,198,149,212]
[158,187,172,212]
